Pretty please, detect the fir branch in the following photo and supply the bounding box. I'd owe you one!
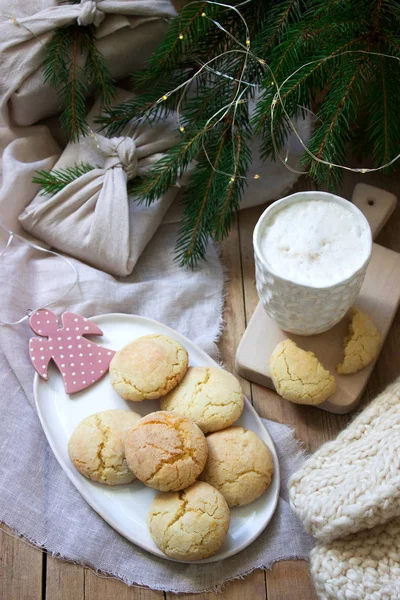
[133,2,218,87]
[82,30,116,108]
[130,129,208,205]
[175,127,231,267]
[98,0,400,265]
[213,130,251,240]
[43,27,71,87]
[302,55,366,184]
[33,163,96,196]
[366,51,400,168]
[97,71,191,136]
[59,29,89,142]
[43,24,115,140]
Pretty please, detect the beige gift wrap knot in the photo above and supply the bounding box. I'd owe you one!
[101,137,139,180]
[77,0,105,27]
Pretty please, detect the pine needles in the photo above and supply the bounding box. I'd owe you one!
[32,163,96,195]
[43,25,115,141]
[42,0,400,266]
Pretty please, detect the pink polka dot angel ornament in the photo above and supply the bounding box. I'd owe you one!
[29,310,115,394]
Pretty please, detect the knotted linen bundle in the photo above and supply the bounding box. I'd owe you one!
[0,0,176,126]
[19,91,181,276]
[289,379,400,599]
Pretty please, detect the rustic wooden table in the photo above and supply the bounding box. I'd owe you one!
[2,169,400,600]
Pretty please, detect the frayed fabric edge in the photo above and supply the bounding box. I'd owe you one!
[0,520,310,594]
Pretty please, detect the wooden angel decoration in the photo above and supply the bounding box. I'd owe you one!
[29,309,115,394]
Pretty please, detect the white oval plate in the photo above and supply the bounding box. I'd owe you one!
[34,313,280,563]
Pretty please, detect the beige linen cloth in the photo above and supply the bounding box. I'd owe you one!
[0,116,314,592]
[0,0,176,126]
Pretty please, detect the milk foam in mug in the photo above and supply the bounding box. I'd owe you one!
[253,192,372,335]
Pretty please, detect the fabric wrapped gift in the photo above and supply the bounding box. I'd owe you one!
[0,0,176,126]
[289,378,400,544]
[19,91,181,276]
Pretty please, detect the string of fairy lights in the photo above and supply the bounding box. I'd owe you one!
[4,0,400,183]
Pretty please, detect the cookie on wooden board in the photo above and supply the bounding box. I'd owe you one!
[337,309,381,374]
[269,339,336,405]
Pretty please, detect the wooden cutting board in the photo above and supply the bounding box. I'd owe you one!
[235,183,400,414]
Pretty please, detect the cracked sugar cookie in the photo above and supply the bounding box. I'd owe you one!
[68,409,141,485]
[110,334,188,401]
[125,411,207,492]
[337,308,381,374]
[269,339,336,405]
[199,427,274,507]
[148,481,230,560]
[160,366,244,433]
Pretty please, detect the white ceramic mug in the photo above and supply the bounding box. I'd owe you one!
[253,191,372,335]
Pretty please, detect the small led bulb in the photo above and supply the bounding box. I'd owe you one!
[179,125,185,132]
[254,174,260,179]
[230,177,235,182]
[360,168,367,174]
[162,95,168,100]
[246,38,250,46]
[201,12,206,17]
[179,34,184,40]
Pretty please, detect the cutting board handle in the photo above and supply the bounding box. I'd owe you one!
[351,183,397,240]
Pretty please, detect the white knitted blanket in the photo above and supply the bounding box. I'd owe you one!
[311,517,400,600]
[289,379,400,600]
[289,379,400,543]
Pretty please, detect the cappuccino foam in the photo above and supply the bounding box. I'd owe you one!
[260,198,370,286]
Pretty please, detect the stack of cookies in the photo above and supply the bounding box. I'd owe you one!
[68,334,274,561]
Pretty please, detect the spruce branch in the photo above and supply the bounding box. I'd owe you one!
[33,163,96,196]
[93,0,400,265]
[43,24,116,141]
[175,127,232,268]
[81,29,116,109]
[130,129,208,205]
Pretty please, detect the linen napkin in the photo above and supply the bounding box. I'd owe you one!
[0,119,313,593]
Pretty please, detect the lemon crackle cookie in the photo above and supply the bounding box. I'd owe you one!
[161,366,244,433]
[269,339,336,405]
[125,411,207,491]
[110,334,188,401]
[200,427,274,507]
[148,481,230,560]
[337,308,381,374]
[68,409,141,485]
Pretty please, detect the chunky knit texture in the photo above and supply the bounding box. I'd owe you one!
[289,379,400,543]
[310,517,400,600]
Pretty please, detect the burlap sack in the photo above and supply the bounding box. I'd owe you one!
[19,90,181,276]
[0,0,176,126]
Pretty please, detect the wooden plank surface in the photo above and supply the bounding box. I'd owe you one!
[0,525,43,600]
[2,165,400,600]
